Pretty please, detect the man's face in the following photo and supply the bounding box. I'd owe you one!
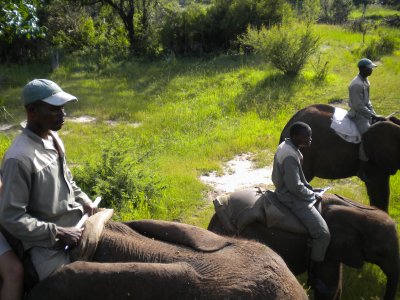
[360,66,373,77]
[31,102,66,132]
[293,129,312,149]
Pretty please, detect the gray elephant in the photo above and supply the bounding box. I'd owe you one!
[24,212,308,300]
[208,191,399,300]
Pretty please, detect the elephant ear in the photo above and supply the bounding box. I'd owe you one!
[124,220,231,252]
[364,122,400,174]
[324,205,365,268]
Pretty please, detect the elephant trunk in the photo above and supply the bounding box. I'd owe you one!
[383,265,399,300]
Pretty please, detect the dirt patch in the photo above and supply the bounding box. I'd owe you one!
[67,116,142,128]
[0,124,15,131]
[200,153,273,200]
[68,116,97,123]
[105,120,142,128]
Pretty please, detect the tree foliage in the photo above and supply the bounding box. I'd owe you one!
[45,0,129,61]
[160,0,287,55]
[76,0,158,54]
[0,0,45,62]
[320,0,353,23]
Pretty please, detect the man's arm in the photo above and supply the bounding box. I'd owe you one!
[282,157,315,202]
[0,159,58,247]
[349,84,376,118]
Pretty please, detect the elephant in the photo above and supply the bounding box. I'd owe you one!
[280,103,400,211]
[208,191,399,300]
[24,213,308,300]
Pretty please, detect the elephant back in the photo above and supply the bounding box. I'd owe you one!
[212,189,308,235]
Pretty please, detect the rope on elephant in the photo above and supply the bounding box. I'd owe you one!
[332,194,377,211]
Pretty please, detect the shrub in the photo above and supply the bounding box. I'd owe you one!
[45,0,129,61]
[239,24,320,76]
[73,135,166,220]
[320,0,353,24]
[160,0,287,55]
[360,33,396,60]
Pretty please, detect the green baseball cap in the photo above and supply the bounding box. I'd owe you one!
[357,58,377,69]
[22,79,77,106]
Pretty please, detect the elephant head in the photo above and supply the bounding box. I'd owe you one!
[280,104,400,211]
[26,217,308,300]
[322,196,399,300]
[208,191,399,300]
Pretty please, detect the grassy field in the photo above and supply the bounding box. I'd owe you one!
[1,16,399,299]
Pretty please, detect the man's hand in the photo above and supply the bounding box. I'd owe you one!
[371,115,386,123]
[82,202,96,216]
[56,226,83,248]
[315,194,323,203]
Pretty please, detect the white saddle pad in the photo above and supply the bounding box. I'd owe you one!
[330,107,361,144]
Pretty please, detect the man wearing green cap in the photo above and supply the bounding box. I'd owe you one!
[348,58,385,179]
[0,79,96,282]
[348,58,384,135]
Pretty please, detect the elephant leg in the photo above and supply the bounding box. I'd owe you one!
[314,261,342,300]
[365,174,390,211]
[27,261,200,300]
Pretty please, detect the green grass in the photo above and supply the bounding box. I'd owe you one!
[350,4,400,20]
[0,20,399,299]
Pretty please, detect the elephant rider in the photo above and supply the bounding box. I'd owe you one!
[272,122,330,286]
[0,79,96,282]
[348,58,385,179]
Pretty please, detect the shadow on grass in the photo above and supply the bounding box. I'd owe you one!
[50,54,267,119]
[234,72,298,119]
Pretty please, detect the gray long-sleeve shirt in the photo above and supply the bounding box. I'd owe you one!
[0,128,92,250]
[348,74,376,119]
[272,139,315,206]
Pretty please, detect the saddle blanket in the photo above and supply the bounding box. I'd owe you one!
[330,107,361,144]
[213,189,307,235]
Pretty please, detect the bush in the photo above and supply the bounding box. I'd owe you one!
[320,0,353,24]
[239,24,320,76]
[73,135,166,220]
[360,33,396,60]
[44,0,129,62]
[159,0,287,55]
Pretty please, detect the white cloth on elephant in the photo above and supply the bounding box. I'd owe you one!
[330,107,361,143]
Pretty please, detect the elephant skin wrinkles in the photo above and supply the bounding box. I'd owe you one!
[26,220,308,300]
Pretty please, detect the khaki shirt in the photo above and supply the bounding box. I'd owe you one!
[0,128,91,250]
[271,139,315,207]
[348,74,376,119]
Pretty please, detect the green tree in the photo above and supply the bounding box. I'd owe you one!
[77,0,157,54]
[320,0,353,24]
[0,0,45,62]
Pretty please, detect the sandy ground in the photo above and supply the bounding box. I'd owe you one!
[200,153,273,199]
